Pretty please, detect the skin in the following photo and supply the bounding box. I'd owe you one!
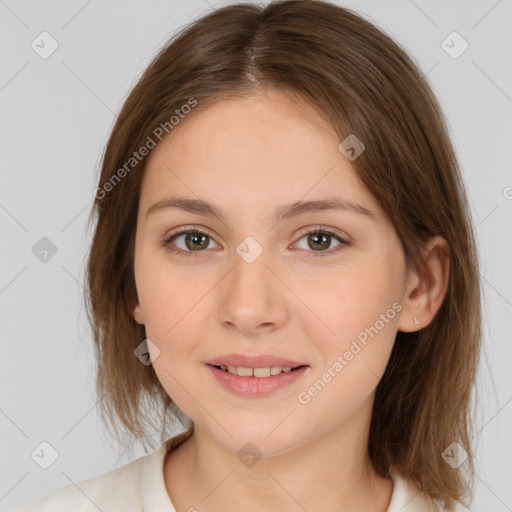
[131,87,450,512]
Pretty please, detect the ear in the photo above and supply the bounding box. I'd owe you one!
[398,236,450,333]
[132,300,145,325]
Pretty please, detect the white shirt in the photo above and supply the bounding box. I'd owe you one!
[21,425,470,512]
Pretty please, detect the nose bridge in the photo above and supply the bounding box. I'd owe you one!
[229,237,274,302]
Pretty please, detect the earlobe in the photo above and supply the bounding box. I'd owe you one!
[132,302,145,325]
[398,236,450,333]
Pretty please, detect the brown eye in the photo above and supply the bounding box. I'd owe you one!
[161,225,349,259]
[307,232,333,251]
[181,232,210,251]
[294,227,350,258]
[161,227,219,257]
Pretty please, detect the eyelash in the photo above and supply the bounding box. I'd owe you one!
[160,225,350,259]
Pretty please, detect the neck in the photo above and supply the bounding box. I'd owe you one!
[164,398,393,512]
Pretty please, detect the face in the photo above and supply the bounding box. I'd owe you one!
[132,88,412,457]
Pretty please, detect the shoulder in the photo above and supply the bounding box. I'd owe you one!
[21,448,162,512]
[388,468,472,512]
[20,426,194,512]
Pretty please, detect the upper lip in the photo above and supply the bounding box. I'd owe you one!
[205,353,307,368]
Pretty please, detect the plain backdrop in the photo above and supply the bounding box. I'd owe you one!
[1,0,511,510]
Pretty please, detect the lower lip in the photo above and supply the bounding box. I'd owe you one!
[206,364,309,397]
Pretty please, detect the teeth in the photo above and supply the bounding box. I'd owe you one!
[220,365,295,377]
[254,367,271,378]
[237,366,253,377]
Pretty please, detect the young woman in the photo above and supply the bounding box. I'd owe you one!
[23,1,481,511]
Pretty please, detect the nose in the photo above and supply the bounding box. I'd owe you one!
[214,246,289,337]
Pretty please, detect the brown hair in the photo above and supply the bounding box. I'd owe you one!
[84,1,481,509]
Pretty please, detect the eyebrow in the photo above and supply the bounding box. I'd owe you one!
[145,196,375,224]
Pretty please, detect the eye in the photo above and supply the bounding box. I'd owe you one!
[161,225,219,257]
[160,225,350,258]
[293,226,350,258]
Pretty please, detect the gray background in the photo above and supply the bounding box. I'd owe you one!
[1,0,511,510]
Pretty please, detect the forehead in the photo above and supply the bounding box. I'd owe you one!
[139,89,381,221]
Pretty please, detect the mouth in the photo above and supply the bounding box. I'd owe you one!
[208,364,307,378]
[206,362,310,397]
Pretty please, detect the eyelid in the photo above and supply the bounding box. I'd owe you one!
[294,224,351,242]
[165,224,216,239]
[164,224,350,242]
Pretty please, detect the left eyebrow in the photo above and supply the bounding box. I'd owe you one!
[145,196,376,224]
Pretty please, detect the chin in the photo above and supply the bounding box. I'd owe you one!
[209,418,304,459]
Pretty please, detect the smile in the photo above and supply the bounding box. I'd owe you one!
[215,364,301,377]
[206,364,309,397]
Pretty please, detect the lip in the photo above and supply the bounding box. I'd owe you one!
[207,364,309,397]
[205,353,307,368]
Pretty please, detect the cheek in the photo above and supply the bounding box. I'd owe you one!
[294,267,401,422]
[138,272,207,414]
[135,250,206,339]
[304,254,403,374]
[318,257,400,326]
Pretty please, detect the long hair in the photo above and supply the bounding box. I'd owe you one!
[84,2,481,509]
